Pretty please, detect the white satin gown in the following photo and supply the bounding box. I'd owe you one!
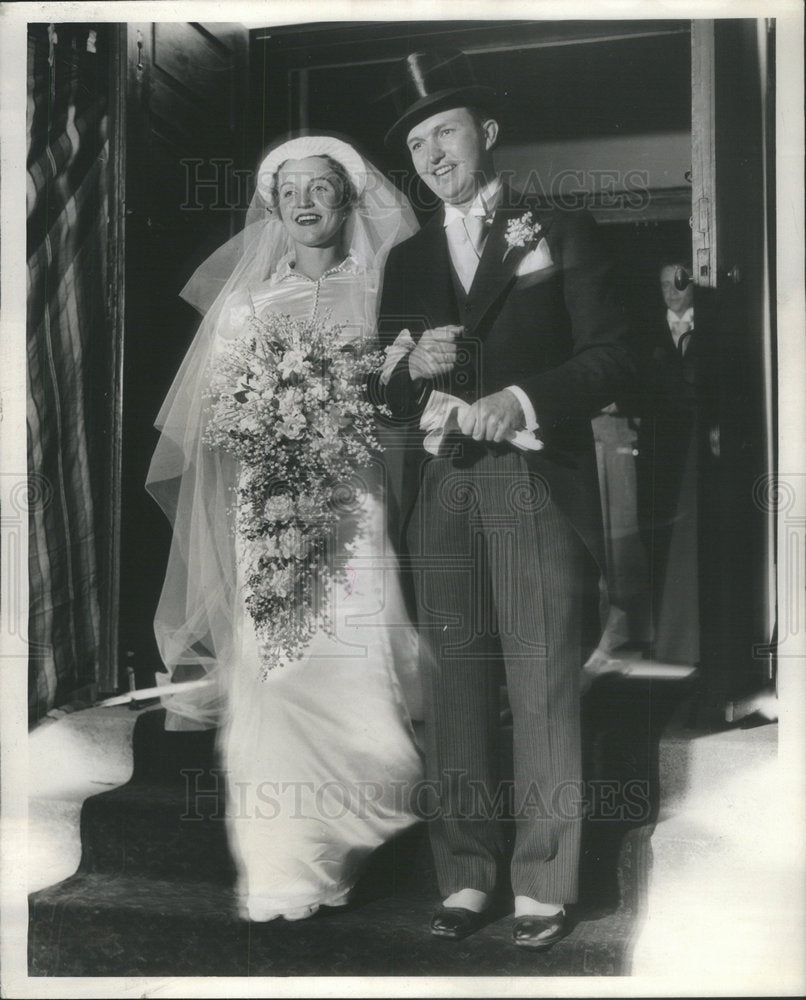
[215,253,423,921]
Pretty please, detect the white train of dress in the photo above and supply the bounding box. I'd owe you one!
[215,255,423,921]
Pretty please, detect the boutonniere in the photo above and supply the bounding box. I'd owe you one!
[503,212,543,261]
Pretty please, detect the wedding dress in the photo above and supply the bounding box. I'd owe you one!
[215,255,423,921]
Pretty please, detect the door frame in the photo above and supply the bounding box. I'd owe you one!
[690,18,776,720]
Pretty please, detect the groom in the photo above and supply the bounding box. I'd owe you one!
[377,49,634,949]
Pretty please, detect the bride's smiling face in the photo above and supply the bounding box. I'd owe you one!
[276,156,349,250]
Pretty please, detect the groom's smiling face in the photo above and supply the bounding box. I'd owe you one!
[406,107,498,211]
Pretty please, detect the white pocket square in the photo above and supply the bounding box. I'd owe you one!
[515,237,554,276]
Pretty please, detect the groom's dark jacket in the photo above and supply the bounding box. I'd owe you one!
[377,183,636,569]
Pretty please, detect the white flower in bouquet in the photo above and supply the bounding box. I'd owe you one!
[268,565,295,599]
[277,413,307,441]
[308,381,329,403]
[264,494,295,520]
[240,542,267,579]
[239,413,262,436]
[296,495,321,519]
[278,525,312,560]
[278,349,308,380]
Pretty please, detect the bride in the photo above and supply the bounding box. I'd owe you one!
[146,136,423,922]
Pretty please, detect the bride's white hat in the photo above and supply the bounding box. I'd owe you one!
[256,135,368,205]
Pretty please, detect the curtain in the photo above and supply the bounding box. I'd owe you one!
[26,23,114,721]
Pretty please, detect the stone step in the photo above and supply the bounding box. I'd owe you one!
[29,873,245,977]
[28,705,145,893]
[656,720,777,816]
[77,779,237,885]
[28,689,661,978]
[632,730,797,985]
[28,705,140,801]
[27,703,655,979]
[129,707,220,785]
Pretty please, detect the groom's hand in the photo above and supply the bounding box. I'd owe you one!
[408,325,462,381]
[459,390,525,443]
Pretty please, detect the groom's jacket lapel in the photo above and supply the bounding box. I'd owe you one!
[468,185,558,335]
[405,210,457,327]
[391,185,544,334]
[462,186,530,335]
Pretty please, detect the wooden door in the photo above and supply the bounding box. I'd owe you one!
[119,22,248,690]
[690,19,775,720]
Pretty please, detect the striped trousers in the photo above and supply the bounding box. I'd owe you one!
[406,449,593,903]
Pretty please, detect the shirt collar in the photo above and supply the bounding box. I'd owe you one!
[442,177,503,228]
[667,306,694,327]
[275,249,362,281]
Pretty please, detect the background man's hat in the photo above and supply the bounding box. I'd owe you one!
[383,49,497,148]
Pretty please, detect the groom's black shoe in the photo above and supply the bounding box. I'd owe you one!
[430,905,488,941]
[512,911,568,950]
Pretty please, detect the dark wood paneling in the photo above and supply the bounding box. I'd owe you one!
[148,71,210,148]
[152,22,233,114]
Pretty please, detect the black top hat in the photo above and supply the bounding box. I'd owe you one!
[383,49,498,148]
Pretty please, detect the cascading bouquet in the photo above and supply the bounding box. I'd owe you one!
[203,309,388,676]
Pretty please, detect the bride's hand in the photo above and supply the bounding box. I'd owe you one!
[408,325,461,381]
